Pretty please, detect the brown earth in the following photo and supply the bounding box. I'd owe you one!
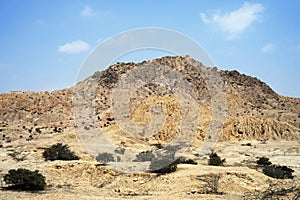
[0,55,299,199]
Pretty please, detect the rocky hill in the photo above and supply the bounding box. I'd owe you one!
[0,56,299,143]
[0,55,299,199]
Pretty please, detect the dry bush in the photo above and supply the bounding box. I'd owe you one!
[243,182,300,200]
[196,173,223,194]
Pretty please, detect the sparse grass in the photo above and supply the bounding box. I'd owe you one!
[196,173,223,194]
[8,151,26,161]
[243,182,300,200]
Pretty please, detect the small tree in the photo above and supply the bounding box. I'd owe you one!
[208,152,225,166]
[42,143,79,161]
[3,168,46,191]
[256,157,271,166]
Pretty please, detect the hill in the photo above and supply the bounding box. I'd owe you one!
[1,56,299,143]
[0,55,299,199]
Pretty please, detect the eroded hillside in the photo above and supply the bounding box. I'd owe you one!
[0,56,299,199]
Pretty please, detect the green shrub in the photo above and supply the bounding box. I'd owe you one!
[151,143,163,149]
[164,145,181,153]
[208,152,225,166]
[149,157,178,174]
[256,157,271,166]
[263,165,294,179]
[149,157,197,174]
[96,152,115,163]
[3,168,46,191]
[42,143,79,161]
[178,157,197,165]
[134,150,155,162]
[149,151,183,174]
[114,147,125,155]
[148,145,196,174]
[241,143,252,146]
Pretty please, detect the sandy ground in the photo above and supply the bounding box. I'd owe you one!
[0,128,299,200]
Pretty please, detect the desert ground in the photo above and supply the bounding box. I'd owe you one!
[1,56,299,199]
[0,126,299,199]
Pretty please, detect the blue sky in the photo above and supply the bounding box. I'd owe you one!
[0,1,300,97]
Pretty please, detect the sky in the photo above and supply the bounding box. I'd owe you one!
[0,1,300,97]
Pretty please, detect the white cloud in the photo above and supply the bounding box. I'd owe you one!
[261,43,276,53]
[200,13,210,24]
[58,40,91,54]
[80,5,95,17]
[200,2,264,40]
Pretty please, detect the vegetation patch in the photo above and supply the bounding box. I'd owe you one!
[3,168,46,191]
[208,152,225,166]
[134,150,155,162]
[96,152,116,163]
[42,143,79,161]
[262,165,294,179]
[256,156,272,166]
[243,182,300,199]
